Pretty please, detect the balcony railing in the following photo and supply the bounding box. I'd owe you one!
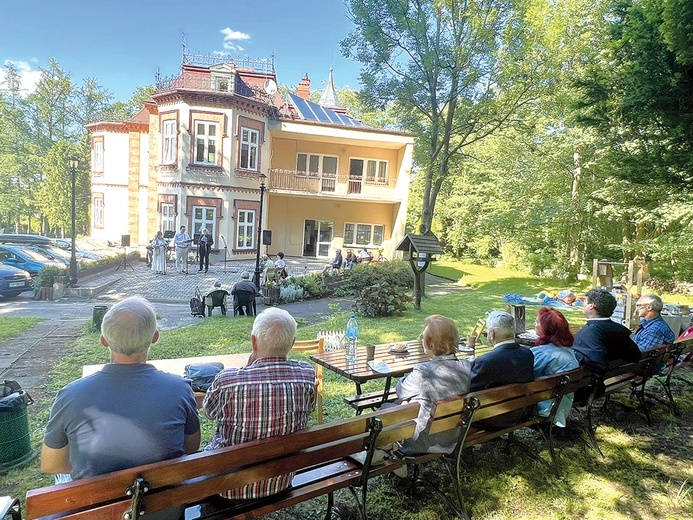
[268,169,399,200]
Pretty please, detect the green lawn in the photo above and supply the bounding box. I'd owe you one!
[0,317,42,343]
[1,262,692,519]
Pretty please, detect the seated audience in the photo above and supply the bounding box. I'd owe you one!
[344,249,357,270]
[572,288,641,401]
[322,249,343,273]
[357,248,371,263]
[261,254,275,285]
[42,297,200,519]
[532,307,579,427]
[470,310,534,429]
[275,251,288,278]
[203,308,315,500]
[231,272,258,316]
[206,279,230,316]
[633,294,675,351]
[394,315,472,455]
[572,288,641,377]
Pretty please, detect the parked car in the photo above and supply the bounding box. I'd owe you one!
[0,263,32,298]
[25,245,72,266]
[0,244,66,279]
[53,239,104,261]
[0,233,54,246]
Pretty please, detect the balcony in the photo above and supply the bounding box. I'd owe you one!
[268,169,401,201]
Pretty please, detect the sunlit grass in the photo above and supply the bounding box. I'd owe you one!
[2,261,692,519]
[0,317,42,343]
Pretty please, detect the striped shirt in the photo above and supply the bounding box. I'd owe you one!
[203,356,315,499]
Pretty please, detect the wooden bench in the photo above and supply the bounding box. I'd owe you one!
[396,368,589,519]
[25,403,420,520]
[648,338,693,415]
[344,388,399,414]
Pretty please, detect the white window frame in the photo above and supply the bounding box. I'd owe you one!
[162,120,177,164]
[239,127,259,171]
[344,222,385,247]
[92,139,104,172]
[93,196,104,228]
[296,153,338,175]
[194,121,219,165]
[192,206,217,240]
[161,203,175,233]
[361,159,387,184]
[236,209,256,250]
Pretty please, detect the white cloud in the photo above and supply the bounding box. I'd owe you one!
[0,59,42,97]
[220,27,250,53]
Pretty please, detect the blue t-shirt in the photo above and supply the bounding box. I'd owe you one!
[44,363,199,480]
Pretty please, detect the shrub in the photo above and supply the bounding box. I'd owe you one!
[280,284,304,303]
[35,266,68,288]
[352,281,413,317]
[341,261,414,296]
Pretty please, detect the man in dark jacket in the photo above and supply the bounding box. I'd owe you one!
[470,310,534,429]
[572,288,641,376]
[572,288,641,401]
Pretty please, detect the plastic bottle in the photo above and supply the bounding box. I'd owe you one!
[345,315,358,361]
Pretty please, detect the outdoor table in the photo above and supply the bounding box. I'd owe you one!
[311,341,484,413]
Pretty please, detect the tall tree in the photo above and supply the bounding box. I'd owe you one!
[574,0,693,187]
[342,0,544,233]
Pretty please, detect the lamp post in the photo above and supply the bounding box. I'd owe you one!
[69,158,78,287]
[253,173,267,288]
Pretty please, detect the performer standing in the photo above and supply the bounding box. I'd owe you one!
[173,225,191,273]
[197,228,214,273]
[150,231,167,274]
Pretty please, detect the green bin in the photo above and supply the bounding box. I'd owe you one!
[92,305,109,332]
[0,380,37,473]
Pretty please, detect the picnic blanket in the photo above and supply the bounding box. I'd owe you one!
[504,292,583,311]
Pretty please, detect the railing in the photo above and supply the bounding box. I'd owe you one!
[268,169,398,200]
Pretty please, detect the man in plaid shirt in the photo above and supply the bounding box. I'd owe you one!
[633,294,675,351]
[203,308,316,500]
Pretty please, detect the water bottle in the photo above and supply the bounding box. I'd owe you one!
[345,315,358,361]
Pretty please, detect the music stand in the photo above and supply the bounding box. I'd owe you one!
[163,230,175,271]
[220,234,229,273]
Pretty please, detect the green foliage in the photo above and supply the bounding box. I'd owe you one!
[35,265,68,287]
[0,317,43,343]
[352,281,413,317]
[279,284,304,303]
[279,273,329,300]
[341,261,414,296]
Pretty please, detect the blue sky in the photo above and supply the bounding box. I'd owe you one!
[0,0,363,102]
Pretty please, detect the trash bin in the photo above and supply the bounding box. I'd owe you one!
[0,380,37,473]
[92,305,109,332]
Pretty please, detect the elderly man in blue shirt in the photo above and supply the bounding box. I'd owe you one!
[633,294,675,351]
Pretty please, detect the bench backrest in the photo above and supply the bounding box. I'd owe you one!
[26,403,419,520]
[426,371,573,449]
[292,338,325,423]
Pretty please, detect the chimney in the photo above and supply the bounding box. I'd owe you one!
[296,73,311,100]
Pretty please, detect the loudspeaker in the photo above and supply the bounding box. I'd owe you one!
[121,235,130,247]
[262,230,272,245]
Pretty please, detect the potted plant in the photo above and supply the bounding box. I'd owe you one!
[34,266,67,300]
[262,280,280,306]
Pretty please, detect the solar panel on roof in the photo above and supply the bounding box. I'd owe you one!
[288,94,367,128]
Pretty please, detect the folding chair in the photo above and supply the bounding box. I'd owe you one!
[291,337,325,424]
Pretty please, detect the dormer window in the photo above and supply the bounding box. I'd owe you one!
[212,72,234,93]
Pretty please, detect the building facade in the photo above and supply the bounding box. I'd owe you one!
[88,54,414,263]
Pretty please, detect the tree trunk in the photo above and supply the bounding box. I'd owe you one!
[569,146,582,273]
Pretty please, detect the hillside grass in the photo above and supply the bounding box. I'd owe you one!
[1,262,692,519]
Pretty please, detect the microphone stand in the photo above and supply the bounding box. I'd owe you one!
[220,235,229,273]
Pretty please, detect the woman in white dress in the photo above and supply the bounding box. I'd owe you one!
[150,231,167,274]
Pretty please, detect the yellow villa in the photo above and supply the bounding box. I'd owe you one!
[87,53,414,263]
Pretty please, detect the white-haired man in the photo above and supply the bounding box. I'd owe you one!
[204,308,316,499]
[633,294,675,351]
[231,271,258,316]
[41,297,200,486]
[470,310,534,429]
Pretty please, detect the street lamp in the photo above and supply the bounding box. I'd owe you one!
[253,173,268,288]
[69,158,78,287]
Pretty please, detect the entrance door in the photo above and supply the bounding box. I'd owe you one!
[303,220,334,258]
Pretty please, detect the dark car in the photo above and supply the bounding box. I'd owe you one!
[0,263,32,298]
[0,244,65,279]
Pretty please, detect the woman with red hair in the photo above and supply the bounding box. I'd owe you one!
[532,307,579,427]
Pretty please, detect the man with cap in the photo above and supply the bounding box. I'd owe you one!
[232,272,259,316]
